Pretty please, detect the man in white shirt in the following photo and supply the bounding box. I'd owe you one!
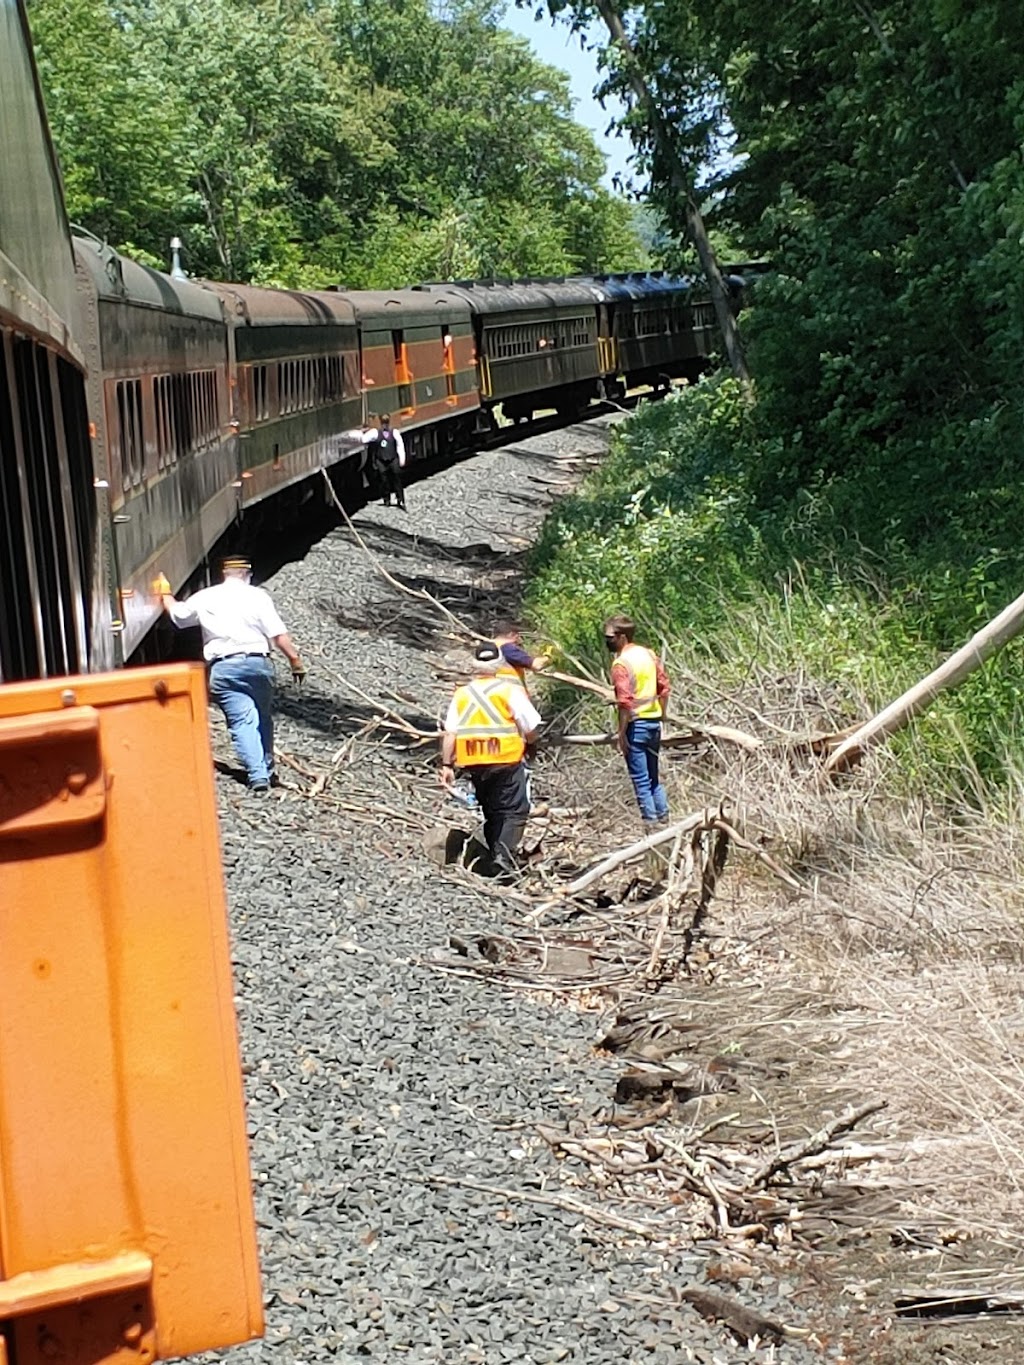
[440,642,541,877]
[361,413,407,509]
[158,556,305,793]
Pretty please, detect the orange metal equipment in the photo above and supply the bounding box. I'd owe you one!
[0,664,263,1365]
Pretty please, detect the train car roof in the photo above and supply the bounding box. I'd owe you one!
[332,287,471,328]
[416,279,605,315]
[203,281,357,328]
[587,272,698,301]
[73,237,224,322]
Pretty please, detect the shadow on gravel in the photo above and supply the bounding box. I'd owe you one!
[349,519,524,568]
[275,684,437,745]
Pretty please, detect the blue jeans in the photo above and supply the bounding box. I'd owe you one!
[208,656,275,785]
[623,719,669,823]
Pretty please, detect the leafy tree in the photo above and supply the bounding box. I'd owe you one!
[29,0,647,281]
[28,0,189,248]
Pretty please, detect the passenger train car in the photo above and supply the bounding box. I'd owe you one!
[1,0,94,683]
[1,0,737,684]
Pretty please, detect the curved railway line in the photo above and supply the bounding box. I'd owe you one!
[4,6,1022,1363]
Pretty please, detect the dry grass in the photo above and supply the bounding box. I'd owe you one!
[531,660,1024,1297]
[644,674,1024,1282]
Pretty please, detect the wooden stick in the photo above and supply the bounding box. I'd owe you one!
[656,1132,736,1232]
[543,667,615,700]
[747,1098,888,1188]
[677,1286,791,1344]
[824,586,1024,773]
[417,1174,666,1239]
[711,817,803,892]
[525,810,716,923]
[646,832,693,976]
[555,723,762,751]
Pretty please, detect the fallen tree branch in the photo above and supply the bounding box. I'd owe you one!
[554,722,762,752]
[824,585,1024,774]
[417,1174,669,1239]
[711,817,803,892]
[526,809,719,923]
[747,1099,888,1188]
[677,1285,794,1345]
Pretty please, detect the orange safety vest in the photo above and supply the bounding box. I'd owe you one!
[616,643,663,719]
[451,677,526,766]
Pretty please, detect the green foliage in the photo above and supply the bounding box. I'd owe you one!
[519,0,1024,799]
[28,0,649,281]
[528,384,1024,799]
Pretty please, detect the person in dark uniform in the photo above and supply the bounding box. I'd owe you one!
[361,414,407,509]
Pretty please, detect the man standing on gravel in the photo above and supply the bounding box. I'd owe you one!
[440,642,541,878]
[603,614,671,830]
[156,556,306,793]
[362,413,407,509]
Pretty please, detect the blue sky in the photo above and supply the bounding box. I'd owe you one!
[500,4,636,190]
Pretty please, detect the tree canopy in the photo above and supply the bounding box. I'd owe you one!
[542,0,1024,614]
[28,0,647,283]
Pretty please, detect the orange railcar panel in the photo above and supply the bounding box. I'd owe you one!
[0,664,263,1365]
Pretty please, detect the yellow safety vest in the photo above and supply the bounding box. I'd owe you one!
[495,662,529,689]
[451,677,526,766]
[616,643,663,719]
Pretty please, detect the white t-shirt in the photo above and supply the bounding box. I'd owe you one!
[444,679,542,737]
[166,577,288,661]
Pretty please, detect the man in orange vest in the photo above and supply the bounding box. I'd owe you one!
[603,614,671,829]
[440,642,542,877]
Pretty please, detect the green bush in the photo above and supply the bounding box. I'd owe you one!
[527,380,1024,802]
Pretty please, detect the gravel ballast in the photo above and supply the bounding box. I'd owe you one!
[206,421,827,1364]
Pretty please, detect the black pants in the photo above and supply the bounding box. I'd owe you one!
[467,762,529,872]
[375,459,405,506]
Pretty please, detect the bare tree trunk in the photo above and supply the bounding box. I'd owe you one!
[825,586,1024,774]
[593,0,750,384]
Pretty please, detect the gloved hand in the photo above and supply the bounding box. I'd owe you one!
[290,658,307,686]
[152,573,172,596]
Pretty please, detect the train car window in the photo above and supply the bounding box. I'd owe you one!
[0,334,40,679]
[116,378,145,490]
[194,372,205,447]
[441,327,456,400]
[7,337,80,675]
[187,373,197,447]
[210,370,220,440]
[392,330,413,410]
[157,374,178,467]
[253,364,269,421]
[188,374,197,447]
